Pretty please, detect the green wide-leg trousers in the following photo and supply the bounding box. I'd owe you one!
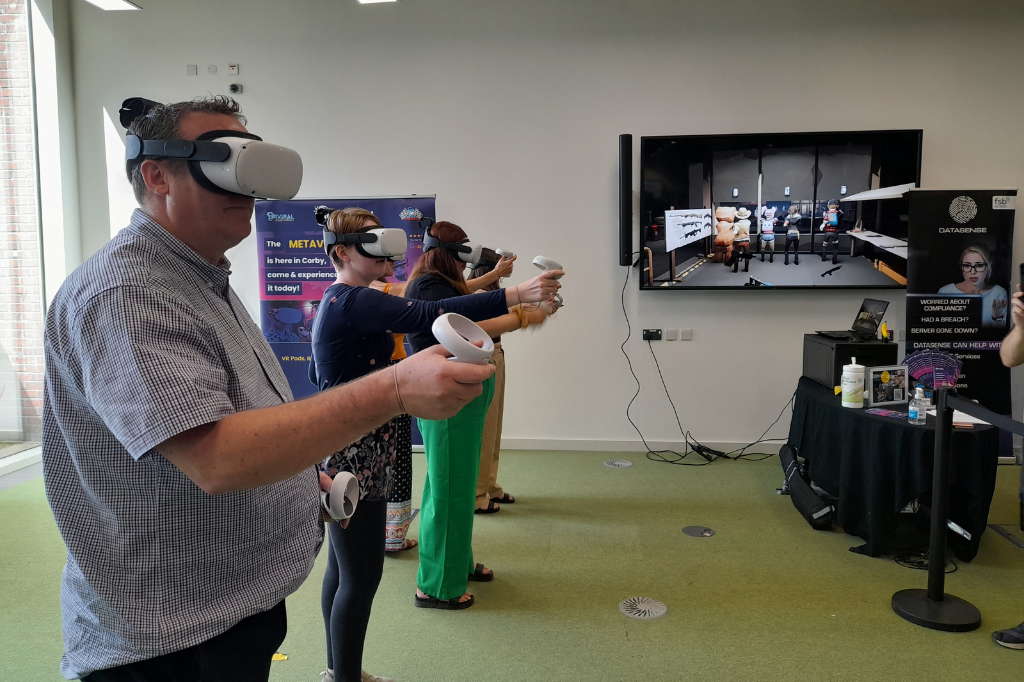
[416,375,495,600]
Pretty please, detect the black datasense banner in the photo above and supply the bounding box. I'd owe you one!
[906,189,1017,421]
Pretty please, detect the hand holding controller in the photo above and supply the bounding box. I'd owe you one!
[432,313,495,365]
[493,249,516,280]
[533,256,565,307]
[321,471,359,521]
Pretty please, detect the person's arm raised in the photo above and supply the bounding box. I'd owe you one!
[467,255,516,292]
[475,301,557,338]
[158,346,494,495]
[1000,285,1024,368]
[504,270,562,307]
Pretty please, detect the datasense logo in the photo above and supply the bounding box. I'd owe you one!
[266,212,295,222]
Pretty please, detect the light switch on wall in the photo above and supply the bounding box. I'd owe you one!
[679,328,693,341]
[187,64,198,76]
[665,328,679,341]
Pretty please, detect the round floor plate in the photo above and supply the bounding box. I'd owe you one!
[620,597,668,620]
[891,589,982,632]
[682,526,715,537]
[605,459,633,468]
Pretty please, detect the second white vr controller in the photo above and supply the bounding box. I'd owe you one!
[321,471,359,521]
[432,313,495,364]
[533,256,564,308]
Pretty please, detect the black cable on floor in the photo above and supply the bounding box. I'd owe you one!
[619,253,795,466]
[894,550,958,574]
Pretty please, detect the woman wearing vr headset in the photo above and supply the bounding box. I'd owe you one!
[311,208,559,682]
[370,257,517,555]
[404,221,561,611]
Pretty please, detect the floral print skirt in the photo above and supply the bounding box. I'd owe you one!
[320,417,398,502]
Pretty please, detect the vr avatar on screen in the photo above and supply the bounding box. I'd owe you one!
[783,206,801,265]
[819,199,843,265]
[759,205,777,263]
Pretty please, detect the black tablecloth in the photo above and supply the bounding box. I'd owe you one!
[786,376,1000,561]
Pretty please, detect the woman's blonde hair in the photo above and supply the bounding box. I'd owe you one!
[325,207,380,268]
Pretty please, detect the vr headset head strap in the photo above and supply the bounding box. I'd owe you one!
[421,217,473,256]
[316,206,380,258]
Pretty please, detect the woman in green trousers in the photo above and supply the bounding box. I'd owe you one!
[403,221,560,609]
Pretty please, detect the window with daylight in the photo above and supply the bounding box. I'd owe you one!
[0,0,44,451]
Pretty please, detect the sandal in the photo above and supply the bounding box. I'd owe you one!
[468,563,494,582]
[491,493,515,504]
[384,538,418,554]
[474,499,500,514]
[414,592,475,610]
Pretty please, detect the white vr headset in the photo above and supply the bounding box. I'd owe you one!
[314,206,408,261]
[120,98,303,200]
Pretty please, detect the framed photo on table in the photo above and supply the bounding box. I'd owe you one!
[866,365,909,407]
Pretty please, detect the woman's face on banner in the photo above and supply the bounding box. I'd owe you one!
[960,250,988,287]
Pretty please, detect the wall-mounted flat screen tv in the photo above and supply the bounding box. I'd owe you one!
[639,130,922,290]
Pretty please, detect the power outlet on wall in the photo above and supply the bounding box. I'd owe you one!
[665,328,679,341]
[643,329,663,341]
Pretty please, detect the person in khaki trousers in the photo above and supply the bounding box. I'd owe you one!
[468,256,557,514]
[475,340,509,513]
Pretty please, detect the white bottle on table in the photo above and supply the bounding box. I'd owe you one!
[908,387,927,425]
[841,357,865,408]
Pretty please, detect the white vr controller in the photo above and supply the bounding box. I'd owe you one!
[533,256,564,308]
[496,248,515,259]
[321,471,359,521]
[432,313,495,365]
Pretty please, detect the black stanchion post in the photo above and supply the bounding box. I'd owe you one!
[927,388,953,602]
[891,388,982,632]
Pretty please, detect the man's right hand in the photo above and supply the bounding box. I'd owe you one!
[1011,285,1024,328]
[395,345,495,420]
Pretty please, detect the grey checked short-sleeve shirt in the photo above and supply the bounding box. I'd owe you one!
[43,210,324,679]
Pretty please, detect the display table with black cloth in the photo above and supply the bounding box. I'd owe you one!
[786,376,999,560]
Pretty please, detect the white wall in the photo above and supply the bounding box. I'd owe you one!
[64,0,1024,448]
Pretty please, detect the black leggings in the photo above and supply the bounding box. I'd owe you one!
[321,500,386,682]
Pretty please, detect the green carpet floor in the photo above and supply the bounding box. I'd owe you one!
[2,451,1023,681]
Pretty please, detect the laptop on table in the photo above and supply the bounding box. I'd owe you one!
[815,298,889,342]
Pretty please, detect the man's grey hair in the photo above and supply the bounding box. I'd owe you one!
[126,95,247,204]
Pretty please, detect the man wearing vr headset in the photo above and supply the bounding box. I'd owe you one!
[42,96,496,682]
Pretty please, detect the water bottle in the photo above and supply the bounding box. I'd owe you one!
[841,357,865,408]
[908,387,927,425]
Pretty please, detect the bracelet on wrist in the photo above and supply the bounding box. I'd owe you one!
[393,364,406,414]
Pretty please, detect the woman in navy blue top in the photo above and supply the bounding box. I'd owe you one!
[310,207,560,682]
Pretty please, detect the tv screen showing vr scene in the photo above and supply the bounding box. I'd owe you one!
[639,130,922,290]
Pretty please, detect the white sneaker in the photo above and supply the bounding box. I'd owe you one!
[320,672,334,682]
[362,671,396,682]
